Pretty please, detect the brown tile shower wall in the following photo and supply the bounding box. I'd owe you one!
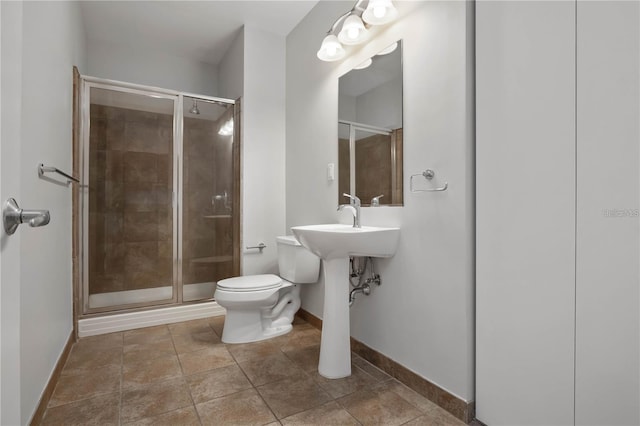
[89,105,236,296]
[89,105,173,294]
[338,138,350,200]
[355,133,393,204]
[182,112,234,286]
[339,131,404,206]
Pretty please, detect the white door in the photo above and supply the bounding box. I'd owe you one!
[1,1,24,424]
[575,2,640,424]
[476,1,577,424]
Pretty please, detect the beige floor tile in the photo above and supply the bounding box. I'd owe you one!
[403,413,466,426]
[186,364,252,404]
[312,364,378,399]
[257,374,332,419]
[282,344,320,373]
[49,364,121,407]
[276,327,321,352]
[123,354,182,388]
[41,392,120,426]
[62,345,122,376]
[227,340,280,363]
[173,330,221,354]
[196,388,276,425]
[123,406,201,426]
[239,352,307,386]
[124,325,171,345]
[373,379,440,413]
[43,317,462,426]
[123,337,176,363]
[337,388,422,426]
[121,377,193,423]
[208,316,225,337]
[169,318,214,336]
[178,345,235,375]
[75,332,123,351]
[281,401,359,425]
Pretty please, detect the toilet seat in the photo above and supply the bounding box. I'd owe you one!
[217,274,282,292]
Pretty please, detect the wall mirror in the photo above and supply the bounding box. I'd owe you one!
[338,40,403,207]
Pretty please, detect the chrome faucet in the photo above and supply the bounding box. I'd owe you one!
[338,193,361,228]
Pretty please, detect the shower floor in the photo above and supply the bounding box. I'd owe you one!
[89,282,215,308]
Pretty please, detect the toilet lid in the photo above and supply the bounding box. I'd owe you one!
[216,274,283,292]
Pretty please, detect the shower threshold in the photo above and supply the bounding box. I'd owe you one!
[88,282,215,308]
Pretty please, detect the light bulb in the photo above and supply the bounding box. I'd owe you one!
[338,14,368,45]
[363,0,397,25]
[317,34,345,61]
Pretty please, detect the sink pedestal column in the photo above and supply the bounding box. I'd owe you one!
[318,257,351,379]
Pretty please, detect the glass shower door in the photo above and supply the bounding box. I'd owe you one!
[85,85,177,311]
[181,96,236,302]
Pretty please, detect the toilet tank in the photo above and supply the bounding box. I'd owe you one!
[276,236,320,283]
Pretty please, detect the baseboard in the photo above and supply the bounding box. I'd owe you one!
[296,308,475,424]
[29,331,75,426]
[78,301,226,337]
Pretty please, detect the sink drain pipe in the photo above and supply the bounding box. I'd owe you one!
[349,257,381,307]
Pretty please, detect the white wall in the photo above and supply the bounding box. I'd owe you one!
[242,26,287,275]
[87,39,218,96]
[0,1,86,423]
[286,1,475,402]
[218,29,244,100]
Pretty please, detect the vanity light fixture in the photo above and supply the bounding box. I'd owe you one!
[317,34,346,62]
[338,14,369,45]
[317,0,398,62]
[362,0,398,25]
[353,58,372,70]
[376,41,398,56]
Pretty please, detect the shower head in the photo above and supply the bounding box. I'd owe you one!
[189,99,200,115]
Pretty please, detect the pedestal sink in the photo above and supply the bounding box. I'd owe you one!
[291,224,400,379]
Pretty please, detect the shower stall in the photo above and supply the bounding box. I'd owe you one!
[78,77,240,321]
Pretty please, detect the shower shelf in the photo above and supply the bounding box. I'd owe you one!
[191,255,233,264]
[202,215,232,219]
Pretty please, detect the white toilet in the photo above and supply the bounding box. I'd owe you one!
[214,235,320,344]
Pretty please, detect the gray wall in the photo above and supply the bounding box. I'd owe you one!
[87,39,219,96]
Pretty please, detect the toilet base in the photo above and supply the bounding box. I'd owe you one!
[221,307,293,344]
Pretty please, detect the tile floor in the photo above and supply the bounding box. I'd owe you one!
[41,317,466,425]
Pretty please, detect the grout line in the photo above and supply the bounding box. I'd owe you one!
[170,328,203,426]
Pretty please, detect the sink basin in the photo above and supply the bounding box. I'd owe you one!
[291,224,400,260]
[290,224,400,380]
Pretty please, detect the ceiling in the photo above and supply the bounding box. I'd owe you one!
[80,1,320,66]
